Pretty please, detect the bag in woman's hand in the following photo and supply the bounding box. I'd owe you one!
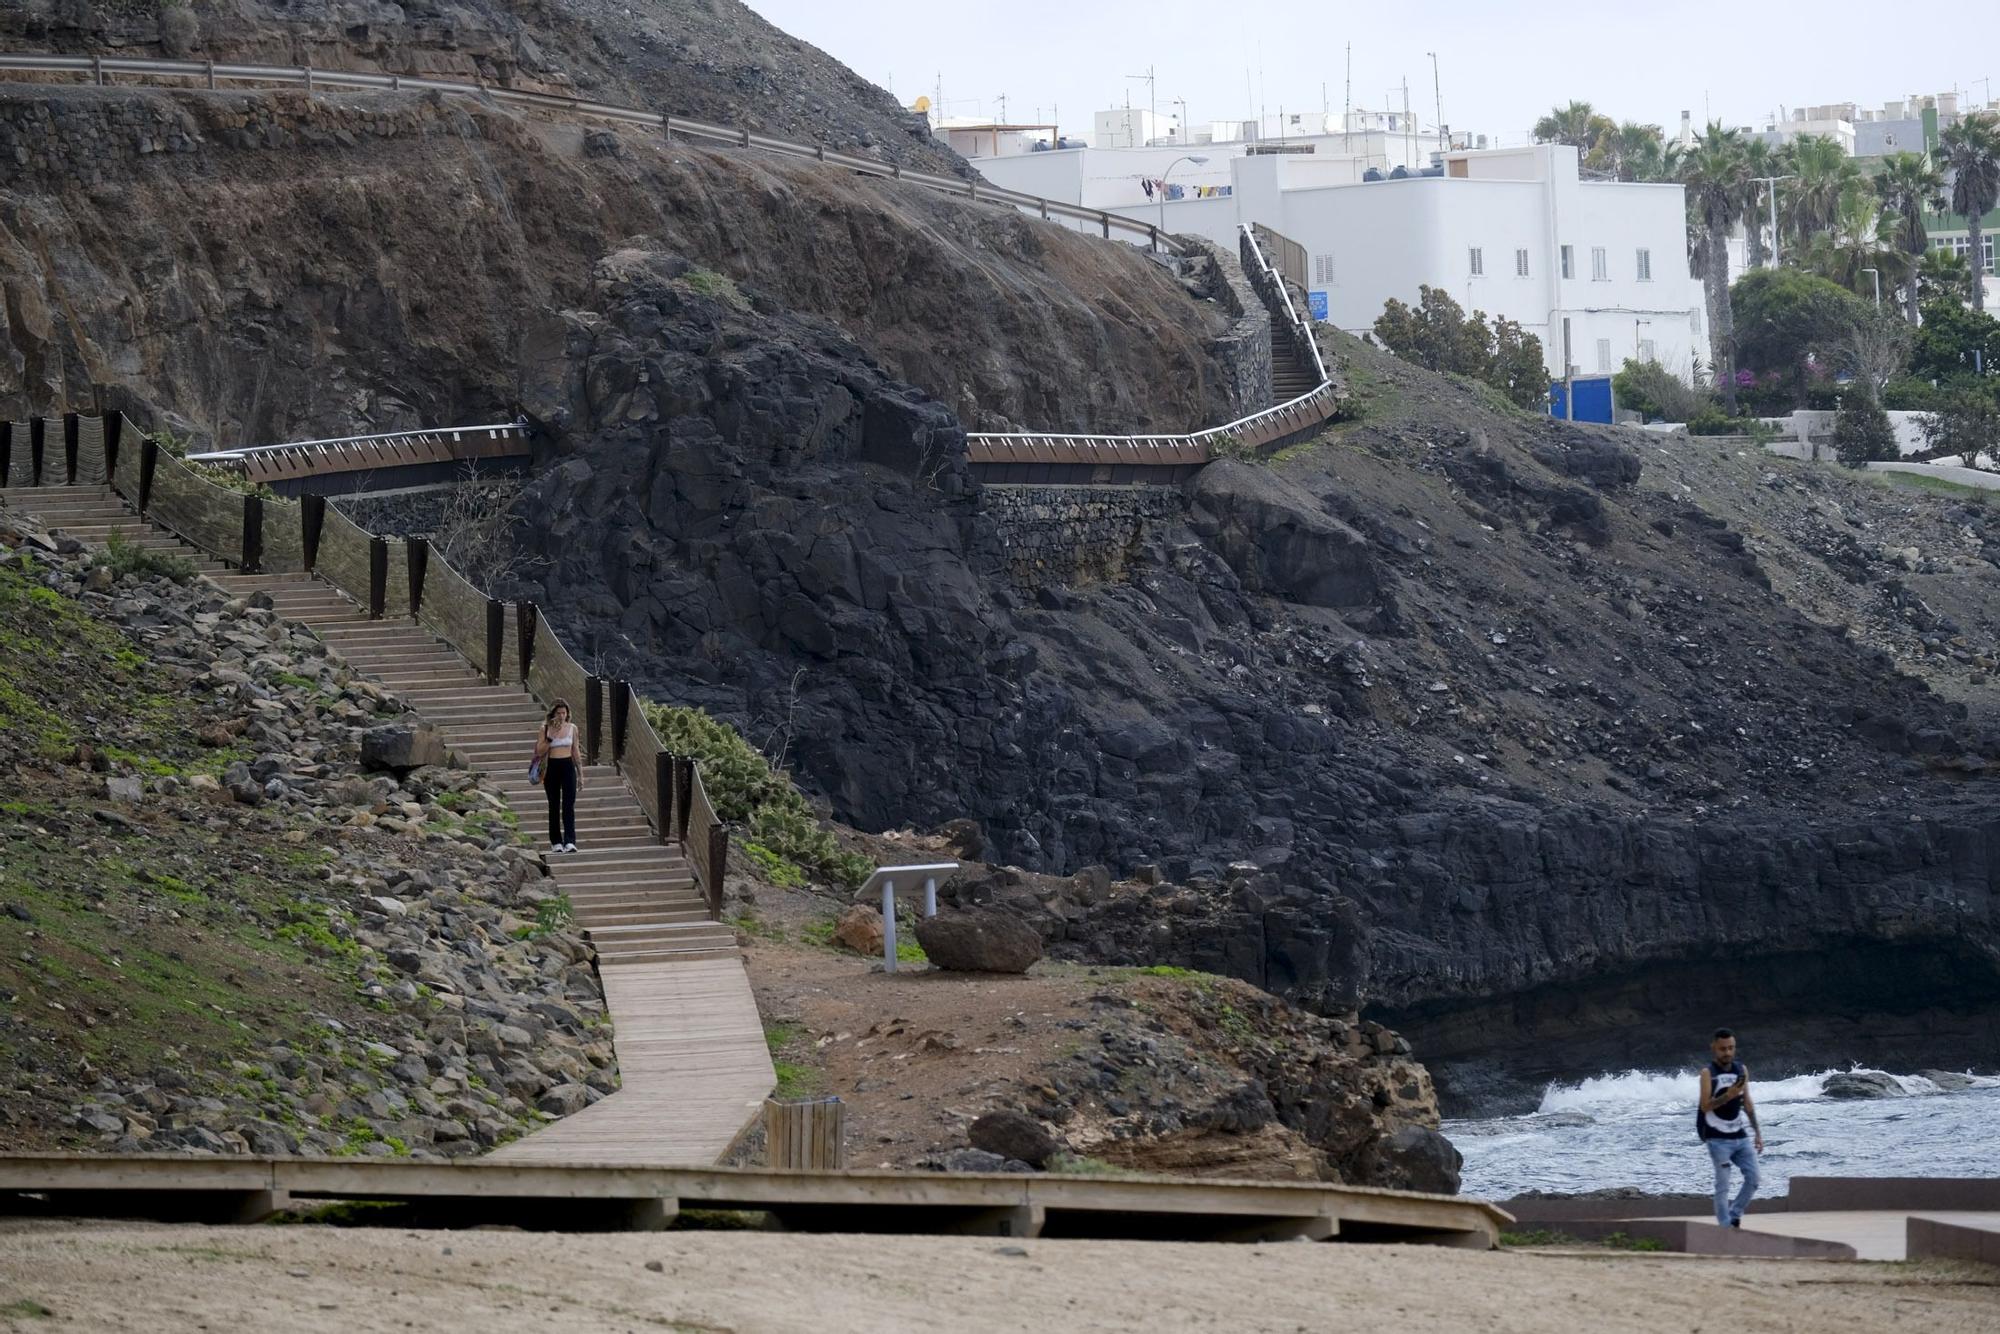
[529,730,549,785]
[527,756,544,785]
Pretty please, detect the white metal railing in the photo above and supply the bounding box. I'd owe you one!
[0,52,1193,254]
[965,224,1339,465]
[1239,223,1330,386]
[186,419,527,462]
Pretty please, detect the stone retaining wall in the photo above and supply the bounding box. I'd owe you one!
[985,484,1184,590]
[1182,240,1272,422]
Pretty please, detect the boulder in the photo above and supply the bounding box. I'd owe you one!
[934,1148,1033,1174]
[914,909,1042,974]
[968,1110,1060,1168]
[361,722,448,774]
[1357,1125,1463,1195]
[1916,1069,1978,1092]
[832,904,885,957]
[1821,1070,1906,1099]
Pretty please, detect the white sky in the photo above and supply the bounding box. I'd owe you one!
[741,1,1997,144]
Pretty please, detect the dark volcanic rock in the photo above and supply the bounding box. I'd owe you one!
[914,910,1043,974]
[361,722,447,774]
[968,1110,1061,1168]
[1355,1125,1464,1195]
[1821,1071,1906,1099]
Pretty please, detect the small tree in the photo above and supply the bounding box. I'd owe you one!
[1919,385,2000,470]
[1490,317,1553,411]
[1832,393,1898,467]
[1374,287,1551,411]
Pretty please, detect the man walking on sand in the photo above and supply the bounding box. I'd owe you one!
[1697,1028,1763,1227]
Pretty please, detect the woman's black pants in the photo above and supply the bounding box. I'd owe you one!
[544,757,578,846]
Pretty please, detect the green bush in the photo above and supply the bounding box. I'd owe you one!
[1613,358,1712,423]
[1833,394,1898,467]
[642,702,872,890]
[90,529,197,584]
[1686,408,1740,436]
[1881,377,1943,412]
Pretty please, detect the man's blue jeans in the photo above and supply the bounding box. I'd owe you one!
[1706,1136,1759,1225]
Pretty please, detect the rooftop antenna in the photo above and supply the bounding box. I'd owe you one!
[1343,42,1352,135]
[1125,64,1157,145]
[996,92,1008,122]
[1427,51,1444,152]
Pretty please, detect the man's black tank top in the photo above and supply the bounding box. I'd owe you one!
[1701,1060,1750,1139]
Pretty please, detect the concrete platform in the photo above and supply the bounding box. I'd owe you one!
[1657,1210,2000,1262]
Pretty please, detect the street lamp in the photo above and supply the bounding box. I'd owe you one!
[1156,153,1211,245]
[1750,174,1796,268]
[1862,266,1881,307]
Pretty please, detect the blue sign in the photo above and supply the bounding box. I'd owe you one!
[1308,290,1329,321]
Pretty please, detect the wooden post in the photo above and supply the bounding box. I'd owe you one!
[0,421,10,488]
[407,536,429,620]
[138,436,159,515]
[516,602,537,684]
[63,413,79,485]
[240,494,263,573]
[668,752,684,844]
[103,412,123,480]
[707,825,729,916]
[764,1097,846,1170]
[484,599,504,686]
[367,537,388,619]
[300,493,325,571]
[584,676,603,764]
[674,758,694,841]
[29,418,45,486]
[609,679,630,764]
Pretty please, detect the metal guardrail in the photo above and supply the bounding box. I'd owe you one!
[965,224,1340,468]
[0,52,1190,254]
[188,420,528,484]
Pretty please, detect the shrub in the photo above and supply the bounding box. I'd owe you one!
[1374,286,1550,411]
[1686,408,1740,436]
[642,702,872,890]
[1833,394,1898,467]
[90,529,197,584]
[1613,358,1712,422]
[1881,376,1943,412]
[1918,383,2000,470]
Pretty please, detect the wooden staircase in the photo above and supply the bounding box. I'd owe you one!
[3,482,775,1163]
[1,483,228,576]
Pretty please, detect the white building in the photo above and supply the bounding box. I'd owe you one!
[978,142,1706,382]
[1094,106,1173,149]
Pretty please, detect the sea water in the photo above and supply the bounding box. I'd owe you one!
[1444,1069,2000,1199]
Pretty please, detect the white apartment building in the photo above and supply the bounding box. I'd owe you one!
[980,142,1706,382]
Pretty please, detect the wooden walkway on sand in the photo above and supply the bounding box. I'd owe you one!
[0,1154,1512,1246]
[5,483,774,1167]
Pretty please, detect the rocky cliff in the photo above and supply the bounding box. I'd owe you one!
[0,86,1240,440]
[0,0,964,173]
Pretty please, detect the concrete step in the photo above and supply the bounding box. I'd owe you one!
[573,908,713,927]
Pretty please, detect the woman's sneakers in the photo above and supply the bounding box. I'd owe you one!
[548,842,582,855]
[564,842,580,853]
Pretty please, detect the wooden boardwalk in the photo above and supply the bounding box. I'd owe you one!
[5,483,774,1166]
[0,1153,1511,1245]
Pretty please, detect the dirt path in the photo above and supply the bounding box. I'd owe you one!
[2,1221,1996,1332]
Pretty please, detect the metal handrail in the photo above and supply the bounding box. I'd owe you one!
[188,418,526,461]
[0,52,1194,254]
[1239,223,1329,385]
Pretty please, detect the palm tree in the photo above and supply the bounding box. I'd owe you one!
[1671,123,1750,413]
[1534,101,1612,157]
[1940,111,2000,313]
[1784,134,1862,250]
[1599,121,1667,182]
[1875,151,1947,324]
[1803,185,1901,297]
[1918,246,1977,306]
[1741,138,1780,269]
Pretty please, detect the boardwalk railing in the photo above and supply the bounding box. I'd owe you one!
[966,224,1342,477]
[0,52,1192,255]
[70,410,732,915]
[187,420,530,488]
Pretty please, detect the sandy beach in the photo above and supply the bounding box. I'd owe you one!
[1,1221,1996,1332]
